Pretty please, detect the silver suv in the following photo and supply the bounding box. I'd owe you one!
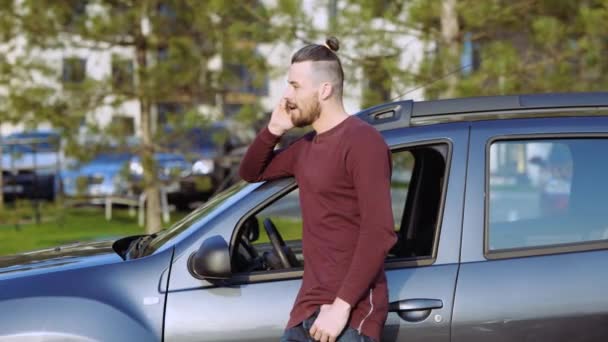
[1,92,608,341]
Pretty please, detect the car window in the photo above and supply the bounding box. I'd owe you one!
[488,139,608,252]
[389,145,447,260]
[232,144,449,274]
[242,188,303,271]
[144,180,252,254]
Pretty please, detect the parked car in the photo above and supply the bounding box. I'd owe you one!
[130,152,194,209]
[61,152,191,207]
[2,92,608,341]
[164,120,255,204]
[1,131,65,201]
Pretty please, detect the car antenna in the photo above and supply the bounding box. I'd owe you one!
[390,60,475,102]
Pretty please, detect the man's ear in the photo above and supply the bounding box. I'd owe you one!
[319,82,333,101]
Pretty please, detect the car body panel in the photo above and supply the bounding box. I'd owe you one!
[0,242,173,341]
[453,116,608,341]
[0,240,121,279]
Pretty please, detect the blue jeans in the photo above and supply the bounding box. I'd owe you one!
[280,310,374,342]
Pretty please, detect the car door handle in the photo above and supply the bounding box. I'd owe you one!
[388,298,443,322]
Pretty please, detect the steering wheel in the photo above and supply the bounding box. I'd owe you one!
[263,218,297,269]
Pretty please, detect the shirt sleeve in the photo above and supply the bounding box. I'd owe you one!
[238,126,302,182]
[336,127,397,307]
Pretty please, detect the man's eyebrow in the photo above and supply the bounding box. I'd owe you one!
[288,80,300,86]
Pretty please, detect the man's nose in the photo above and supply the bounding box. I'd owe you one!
[283,87,294,100]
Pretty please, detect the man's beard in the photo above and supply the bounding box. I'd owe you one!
[288,97,321,128]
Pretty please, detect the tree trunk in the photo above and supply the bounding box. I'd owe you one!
[0,142,4,211]
[136,1,162,234]
[441,0,460,98]
[140,99,162,234]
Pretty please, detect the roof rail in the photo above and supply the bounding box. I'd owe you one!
[357,92,608,129]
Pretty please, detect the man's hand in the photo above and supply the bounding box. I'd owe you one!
[268,98,294,136]
[309,298,351,342]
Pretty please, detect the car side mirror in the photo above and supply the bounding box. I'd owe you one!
[188,235,232,282]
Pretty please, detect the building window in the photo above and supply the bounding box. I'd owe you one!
[157,46,169,62]
[108,116,135,136]
[157,102,184,127]
[62,0,88,29]
[62,58,86,83]
[460,32,481,75]
[111,57,134,92]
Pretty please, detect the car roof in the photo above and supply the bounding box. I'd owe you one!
[3,130,60,143]
[356,92,608,131]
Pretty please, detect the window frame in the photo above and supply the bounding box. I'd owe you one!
[385,140,452,270]
[111,56,134,92]
[228,139,453,284]
[230,181,303,284]
[484,133,608,260]
[62,57,87,83]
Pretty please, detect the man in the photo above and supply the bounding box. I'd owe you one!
[239,37,397,342]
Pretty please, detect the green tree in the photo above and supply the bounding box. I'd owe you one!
[0,0,85,211]
[0,0,297,233]
[298,0,608,105]
[408,0,608,99]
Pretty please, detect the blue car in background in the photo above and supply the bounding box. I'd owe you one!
[167,121,255,202]
[1,131,66,201]
[2,122,253,207]
[61,152,192,208]
[61,153,133,200]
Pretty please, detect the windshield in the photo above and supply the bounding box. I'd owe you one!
[2,133,60,154]
[143,180,252,254]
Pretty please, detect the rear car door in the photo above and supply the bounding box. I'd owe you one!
[453,116,608,341]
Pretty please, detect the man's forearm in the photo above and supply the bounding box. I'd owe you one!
[238,126,300,182]
[238,127,281,182]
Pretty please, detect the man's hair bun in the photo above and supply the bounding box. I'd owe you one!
[325,37,340,52]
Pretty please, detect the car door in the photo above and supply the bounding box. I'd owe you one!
[381,122,468,342]
[164,122,469,342]
[453,116,608,342]
[163,179,300,342]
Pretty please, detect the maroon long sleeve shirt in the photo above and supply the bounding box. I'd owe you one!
[239,115,397,341]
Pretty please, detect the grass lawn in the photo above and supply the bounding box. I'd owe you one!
[0,199,401,257]
[253,216,303,245]
[252,216,400,245]
[0,206,188,257]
